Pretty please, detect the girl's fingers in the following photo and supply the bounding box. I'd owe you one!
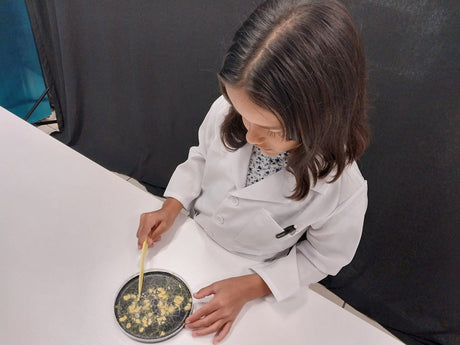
[150,222,166,238]
[193,284,216,299]
[186,301,215,324]
[191,318,225,337]
[213,321,232,344]
[187,311,218,330]
[137,214,166,248]
[138,236,146,249]
[137,215,151,247]
[138,227,152,248]
[185,287,216,324]
[146,237,154,247]
[147,224,167,247]
[137,213,151,237]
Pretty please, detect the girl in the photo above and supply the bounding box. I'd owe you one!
[137,0,369,343]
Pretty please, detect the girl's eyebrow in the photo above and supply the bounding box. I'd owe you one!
[259,124,283,131]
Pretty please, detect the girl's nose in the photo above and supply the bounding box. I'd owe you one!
[245,124,264,145]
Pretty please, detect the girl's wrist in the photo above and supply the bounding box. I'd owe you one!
[244,274,271,301]
[162,197,184,218]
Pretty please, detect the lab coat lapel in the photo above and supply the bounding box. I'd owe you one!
[233,169,296,203]
[228,144,330,203]
[230,143,253,189]
[232,165,330,203]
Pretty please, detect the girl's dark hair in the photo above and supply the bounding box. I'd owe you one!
[219,0,370,200]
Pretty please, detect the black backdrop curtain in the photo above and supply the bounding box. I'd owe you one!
[321,1,460,344]
[25,1,459,344]
[25,0,264,195]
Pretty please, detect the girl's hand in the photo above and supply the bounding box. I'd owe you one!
[136,197,183,249]
[185,274,271,344]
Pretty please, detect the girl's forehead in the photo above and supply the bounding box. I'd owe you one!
[225,85,282,129]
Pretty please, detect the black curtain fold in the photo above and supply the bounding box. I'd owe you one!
[25,1,459,344]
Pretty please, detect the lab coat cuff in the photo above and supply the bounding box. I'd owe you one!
[250,248,300,302]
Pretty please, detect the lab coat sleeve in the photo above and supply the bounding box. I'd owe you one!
[164,96,229,210]
[251,182,367,302]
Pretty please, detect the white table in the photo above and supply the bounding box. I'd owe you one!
[0,106,403,345]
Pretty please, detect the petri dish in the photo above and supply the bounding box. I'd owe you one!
[114,270,193,342]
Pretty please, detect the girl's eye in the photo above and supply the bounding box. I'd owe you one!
[267,129,283,138]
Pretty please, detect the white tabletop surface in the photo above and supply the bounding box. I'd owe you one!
[0,106,403,345]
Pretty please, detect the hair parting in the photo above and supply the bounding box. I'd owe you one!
[219,0,370,200]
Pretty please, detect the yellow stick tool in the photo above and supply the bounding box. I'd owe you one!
[137,238,148,300]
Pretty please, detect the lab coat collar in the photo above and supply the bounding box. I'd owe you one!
[233,169,296,203]
[229,145,329,203]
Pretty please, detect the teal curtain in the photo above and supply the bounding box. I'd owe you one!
[0,0,50,123]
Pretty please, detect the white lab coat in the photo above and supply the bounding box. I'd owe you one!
[165,96,368,301]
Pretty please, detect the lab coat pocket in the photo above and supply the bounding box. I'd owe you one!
[233,209,299,256]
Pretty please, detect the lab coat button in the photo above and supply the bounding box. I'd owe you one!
[230,196,239,206]
[215,215,224,224]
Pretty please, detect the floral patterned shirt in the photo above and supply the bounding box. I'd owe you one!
[245,146,289,187]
